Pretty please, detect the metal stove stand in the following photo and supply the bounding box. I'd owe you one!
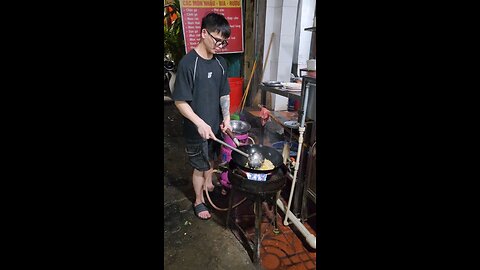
[226,168,286,265]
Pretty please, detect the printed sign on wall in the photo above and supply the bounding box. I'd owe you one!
[179,0,244,54]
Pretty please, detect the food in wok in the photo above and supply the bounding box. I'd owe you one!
[245,158,274,171]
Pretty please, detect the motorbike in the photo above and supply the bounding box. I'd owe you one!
[164,57,176,99]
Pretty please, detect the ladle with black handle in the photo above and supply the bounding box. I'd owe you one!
[212,137,264,169]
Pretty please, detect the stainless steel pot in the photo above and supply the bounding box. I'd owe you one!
[230,120,251,135]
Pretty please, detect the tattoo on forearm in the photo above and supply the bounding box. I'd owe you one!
[220,95,230,119]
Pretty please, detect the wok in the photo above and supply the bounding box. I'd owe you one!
[230,144,284,174]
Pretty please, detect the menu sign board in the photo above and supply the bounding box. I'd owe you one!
[179,0,244,54]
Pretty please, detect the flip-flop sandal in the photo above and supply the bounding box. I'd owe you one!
[193,203,211,220]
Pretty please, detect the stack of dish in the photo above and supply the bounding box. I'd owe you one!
[262,81,283,87]
[282,82,302,91]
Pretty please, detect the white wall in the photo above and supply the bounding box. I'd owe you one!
[263,0,299,110]
[262,0,315,111]
[296,0,316,75]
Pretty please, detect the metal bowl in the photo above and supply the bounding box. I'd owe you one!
[230,120,251,135]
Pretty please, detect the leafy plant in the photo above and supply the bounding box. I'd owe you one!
[164,0,185,65]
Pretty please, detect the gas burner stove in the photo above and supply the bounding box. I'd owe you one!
[228,164,287,195]
[226,162,287,265]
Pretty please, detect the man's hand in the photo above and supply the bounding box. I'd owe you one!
[220,119,232,134]
[197,121,216,140]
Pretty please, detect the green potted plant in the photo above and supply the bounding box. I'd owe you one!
[164,0,185,65]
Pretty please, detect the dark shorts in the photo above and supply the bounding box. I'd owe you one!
[185,140,219,171]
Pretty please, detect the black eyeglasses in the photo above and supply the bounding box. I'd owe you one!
[206,30,228,48]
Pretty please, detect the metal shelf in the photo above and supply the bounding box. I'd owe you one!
[259,85,302,102]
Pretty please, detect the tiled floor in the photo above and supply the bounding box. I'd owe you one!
[232,206,317,270]
[259,219,317,270]
[260,221,317,269]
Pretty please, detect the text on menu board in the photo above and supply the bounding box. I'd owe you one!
[180,0,244,54]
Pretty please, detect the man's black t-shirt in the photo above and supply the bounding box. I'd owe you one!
[172,49,230,144]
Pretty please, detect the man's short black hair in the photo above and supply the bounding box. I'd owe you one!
[201,12,231,39]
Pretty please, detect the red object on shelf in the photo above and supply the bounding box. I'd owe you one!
[228,77,243,114]
[294,100,300,110]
